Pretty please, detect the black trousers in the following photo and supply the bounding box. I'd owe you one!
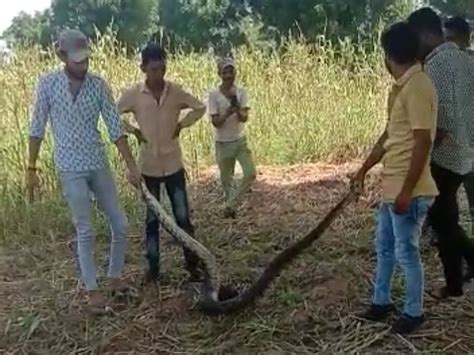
[428,164,474,294]
[143,169,200,275]
[463,171,474,222]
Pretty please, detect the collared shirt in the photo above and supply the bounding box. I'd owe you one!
[382,63,439,201]
[207,86,249,142]
[424,42,474,176]
[118,81,206,177]
[29,69,124,172]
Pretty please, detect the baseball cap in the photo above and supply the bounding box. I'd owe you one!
[57,29,90,63]
[217,57,235,71]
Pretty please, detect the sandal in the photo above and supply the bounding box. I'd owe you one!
[107,279,139,301]
[84,291,113,316]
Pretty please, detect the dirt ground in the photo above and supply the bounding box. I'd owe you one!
[1,163,474,354]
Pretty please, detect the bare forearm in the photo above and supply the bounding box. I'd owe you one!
[179,107,206,128]
[211,113,228,127]
[28,137,43,167]
[115,136,138,169]
[400,132,432,195]
[360,131,388,174]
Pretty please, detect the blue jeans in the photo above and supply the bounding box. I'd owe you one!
[373,197,433,317]
[59,167,128,291]
[143,169,199,275]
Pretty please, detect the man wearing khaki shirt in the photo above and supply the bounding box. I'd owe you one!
[118,43,206,283]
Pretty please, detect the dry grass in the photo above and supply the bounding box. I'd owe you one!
[0,35,388,204]
[2,163,474,354]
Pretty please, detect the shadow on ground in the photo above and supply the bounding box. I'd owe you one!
[1,163,473,354]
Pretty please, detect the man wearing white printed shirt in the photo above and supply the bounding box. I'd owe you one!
[444,16,474,235]
[26,29,141,312]
[408,8,474,299]
[208,58,257,218]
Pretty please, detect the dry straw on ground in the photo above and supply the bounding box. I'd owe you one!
[2,163,474,354]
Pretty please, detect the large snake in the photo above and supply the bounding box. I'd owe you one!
[138,179,361,316]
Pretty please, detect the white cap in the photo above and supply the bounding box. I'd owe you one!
[57,29,90,63]
[217,57,236,71]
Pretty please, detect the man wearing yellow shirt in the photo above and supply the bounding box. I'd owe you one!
[117,43,206,284]
[352,22,438,334]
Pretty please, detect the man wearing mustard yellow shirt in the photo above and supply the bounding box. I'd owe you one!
[117,43,206,284]
[352,22,438,334]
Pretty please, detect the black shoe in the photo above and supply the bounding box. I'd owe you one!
[390,313,425,334]
[356,304,397,322]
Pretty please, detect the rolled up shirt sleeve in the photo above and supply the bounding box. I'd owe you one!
[177,86,206,128]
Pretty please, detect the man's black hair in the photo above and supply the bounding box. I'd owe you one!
[381,21,419,65]
[407,7,444,36]
[445,16,471,38]
[141,42,167,65]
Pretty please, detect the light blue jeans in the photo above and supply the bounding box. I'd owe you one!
[373,197,434,317]
[59,167,128,291]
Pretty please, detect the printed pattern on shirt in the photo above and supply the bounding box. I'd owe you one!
[29,70,124,172]
[424,42,474,176]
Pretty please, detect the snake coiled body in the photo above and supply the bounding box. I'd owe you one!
[139,180,359,316]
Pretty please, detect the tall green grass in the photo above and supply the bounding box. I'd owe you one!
[0,34,389,210]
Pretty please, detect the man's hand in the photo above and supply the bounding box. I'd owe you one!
[226,106,238,117]
[126,163,142,188]
[349,130,387,197]
[26,168,40,201]
[394,191,411,215]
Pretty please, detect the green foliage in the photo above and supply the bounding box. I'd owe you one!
[2,0,159,50]
[2,10,54,48]
[0,33,389,205]
[429,0,474,18]
[2,0,421,52]
[51,0,159,49]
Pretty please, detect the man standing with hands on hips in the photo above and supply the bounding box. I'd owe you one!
[118,43,206,285]
[26,29,142,313]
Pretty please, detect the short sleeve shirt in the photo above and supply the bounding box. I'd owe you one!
[207,86,249,142]
[117,81,205,177]
[424,42,474,176]
[382,64,439,201]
